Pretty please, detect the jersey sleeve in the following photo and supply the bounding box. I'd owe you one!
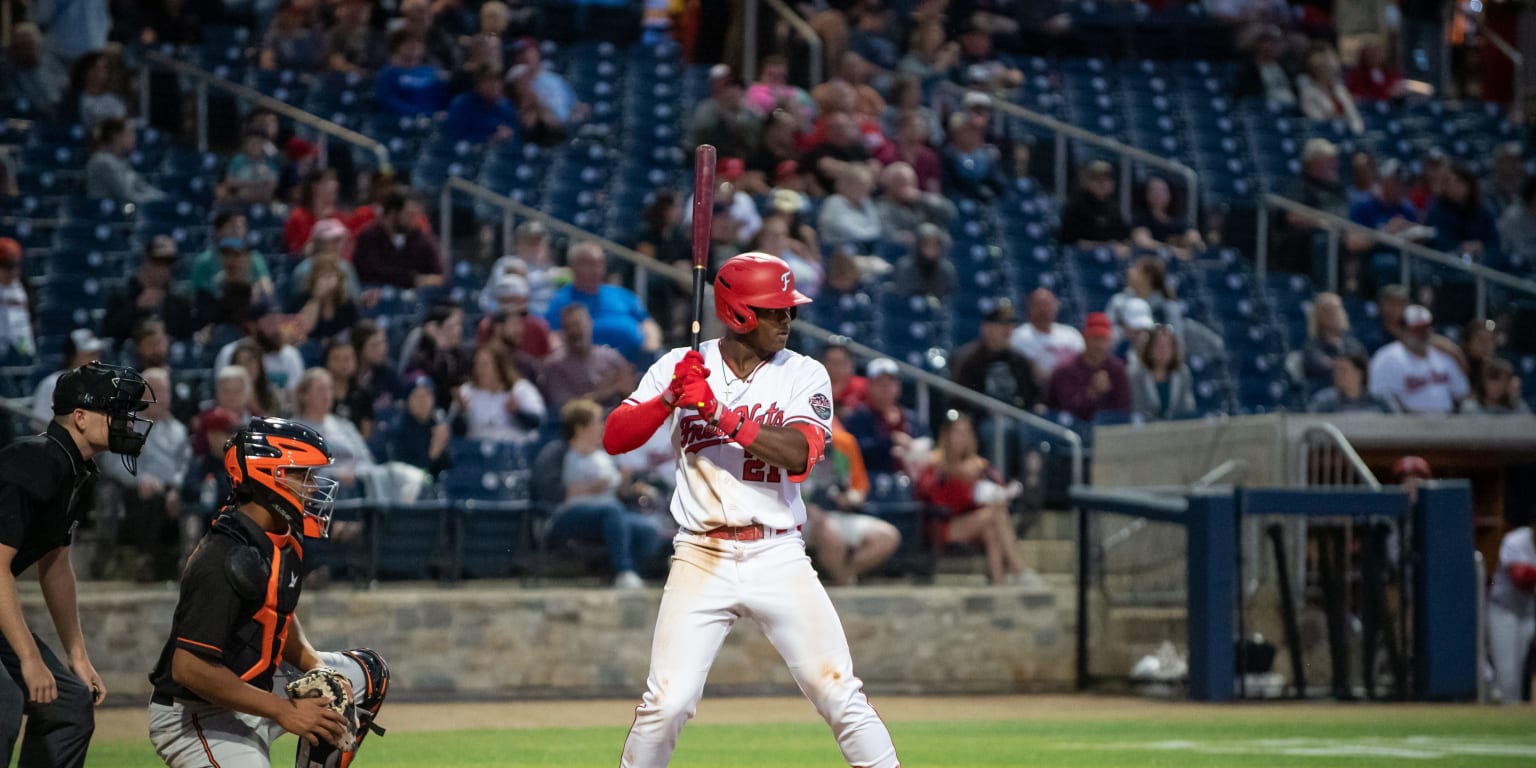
[781,357,834,435]
[169,545,246,661]
[623,348,684,406]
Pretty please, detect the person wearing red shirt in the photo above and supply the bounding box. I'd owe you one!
[822,343,867,413]
[914,412,1034,586]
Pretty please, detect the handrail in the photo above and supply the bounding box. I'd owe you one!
[438,177,691,289]
[138,50,391,172]
[794,323,1085,487]
[440,175,1083,488]
[742,0,825,89]
[942,83,1203,226]
[1258,193,1536,317]
[1295,423,1381,491]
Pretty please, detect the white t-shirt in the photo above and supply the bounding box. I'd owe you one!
[480,256,560,317]
[30,370,62,432]
[1010,322,1085,382]
[0,279,34,359]
[214,341,306,394]
[625,339,833,532]
[459,380,545,443]
[563,446,623,506]
[1367,342,1469,414]
[682,190,762,245]
[1490,526,1536,616]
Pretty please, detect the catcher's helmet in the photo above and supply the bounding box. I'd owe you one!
[224,417,338,538]
[714,252,812,334]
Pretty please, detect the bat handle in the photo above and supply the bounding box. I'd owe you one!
[692,262,708,351]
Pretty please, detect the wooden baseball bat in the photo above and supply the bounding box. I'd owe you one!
[690,144,717,352]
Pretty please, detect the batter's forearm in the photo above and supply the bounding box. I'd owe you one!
[603,396,673,455]
[745,425,810,474]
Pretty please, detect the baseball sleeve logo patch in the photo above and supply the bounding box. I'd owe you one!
[809,393,832,420]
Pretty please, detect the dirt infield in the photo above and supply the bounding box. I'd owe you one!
[93,694,1507,743]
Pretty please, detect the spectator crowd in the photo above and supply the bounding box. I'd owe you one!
[0,0,1530,592]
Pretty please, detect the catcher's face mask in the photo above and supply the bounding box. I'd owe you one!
[277,466,339,539]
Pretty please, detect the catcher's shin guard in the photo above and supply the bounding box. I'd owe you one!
[339,648,390,767]
[295,649,390,768]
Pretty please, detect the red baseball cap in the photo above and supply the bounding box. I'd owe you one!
[1393,456,1432,480]
[1084,312,1113,339]
[717,157,745,181]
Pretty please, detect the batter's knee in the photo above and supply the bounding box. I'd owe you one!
[640,689,698,727]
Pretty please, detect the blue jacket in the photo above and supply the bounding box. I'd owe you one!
[375,65,448,117]
[444,93,519,144]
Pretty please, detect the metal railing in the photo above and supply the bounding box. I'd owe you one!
[942,83,1202,226]
[438,177,691,296]
[1293,423,1381,490]
[138,51,391,172]
[742,0,825,89]
[439,176,1084,488]
[1258,194,1536,317]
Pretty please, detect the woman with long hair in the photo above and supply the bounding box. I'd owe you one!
[351,319,401,412]
[230,338,283,416]
[1131,177,1204,257]
[296,258,359,341]
[1106,255,1184,341]
[1461,357,1530,414]
[324,334,374,434]
[66,51,127,128]
[914,413,1034,586]
[1297,45,1364,134]
[1427,166,1501,265]
[1128,326,1196,420]
[283,169,358,255]
[452,340,546,443]
[1301,292,1367,385]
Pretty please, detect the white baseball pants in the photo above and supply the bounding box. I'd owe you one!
[621,532,899,768]
[1487,603,1534,704]
[148,651,366,767]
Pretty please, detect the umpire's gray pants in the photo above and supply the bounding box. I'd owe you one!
[148,651,366,767]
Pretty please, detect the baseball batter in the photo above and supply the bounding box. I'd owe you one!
[603,253,900,768]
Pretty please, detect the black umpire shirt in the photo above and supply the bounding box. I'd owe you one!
[0,421,98,575]
[149,508,305,704]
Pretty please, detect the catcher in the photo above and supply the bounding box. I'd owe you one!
[148,417,389,768]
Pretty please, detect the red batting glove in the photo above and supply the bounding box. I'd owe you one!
[676,374,720,420]
[665,350,709,408]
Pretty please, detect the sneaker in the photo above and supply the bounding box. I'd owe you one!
[1006,569,1045,588]
[614,571,645,589]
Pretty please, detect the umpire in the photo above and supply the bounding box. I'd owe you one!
[0,361,154,766]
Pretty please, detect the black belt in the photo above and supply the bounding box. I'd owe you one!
[150,692,175,706]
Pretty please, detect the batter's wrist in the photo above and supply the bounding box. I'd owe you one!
[714,406,760,448]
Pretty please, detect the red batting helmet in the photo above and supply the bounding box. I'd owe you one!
[714,252,812,334]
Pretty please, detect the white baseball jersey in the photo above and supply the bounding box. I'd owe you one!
[625,339,833,533]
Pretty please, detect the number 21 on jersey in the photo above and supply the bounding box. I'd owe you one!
[742,457,782,483]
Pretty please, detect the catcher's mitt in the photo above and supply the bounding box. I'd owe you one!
[286,667,359,755]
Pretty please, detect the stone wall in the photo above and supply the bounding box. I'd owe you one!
[33,582,1074,704]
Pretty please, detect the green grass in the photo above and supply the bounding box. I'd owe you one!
[82,713,1536,767]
